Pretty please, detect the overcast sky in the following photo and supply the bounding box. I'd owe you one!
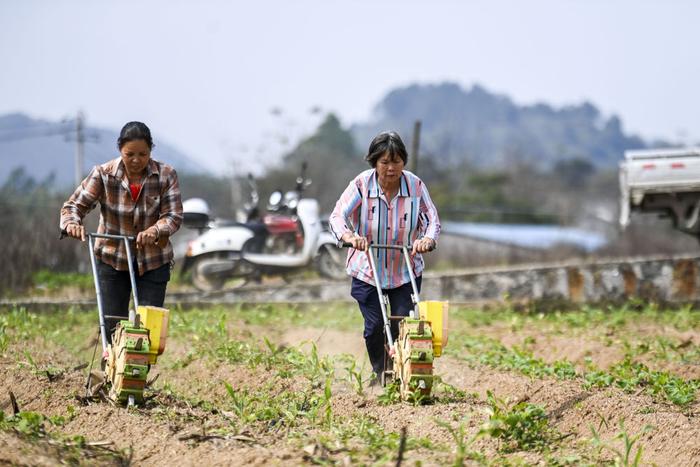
[1,0,699,172]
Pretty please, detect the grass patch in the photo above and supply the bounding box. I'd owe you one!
[0,307,95,362]
[30,270,95,294]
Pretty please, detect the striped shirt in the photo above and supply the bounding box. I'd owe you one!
[60,157,183,275]
[329,169,440,289]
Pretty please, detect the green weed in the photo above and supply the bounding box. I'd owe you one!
[377,380,401,406]
[480,390,555,452]
[326,414,434,464]
[0,411,61,438]
[457,331,699,407]
[0,410,132,464]
[584,357,700,406]
[458,334,577,380]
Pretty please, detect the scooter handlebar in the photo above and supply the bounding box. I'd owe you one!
[339,242,435,251]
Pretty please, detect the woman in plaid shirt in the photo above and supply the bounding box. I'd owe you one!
[60,122,183,343]
[329,131,440,384]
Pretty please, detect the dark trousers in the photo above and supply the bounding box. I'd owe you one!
[351,276,422,376]
[97,260,170,344]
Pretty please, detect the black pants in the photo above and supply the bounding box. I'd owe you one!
[97,260,170,344]
[351,276,422,376]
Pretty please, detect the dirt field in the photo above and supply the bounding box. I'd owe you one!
[2,303,700,465]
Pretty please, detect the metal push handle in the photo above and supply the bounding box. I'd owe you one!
[368,244,421,321]
[86,233,139,352]
[341,242,432,306]
[341,241,434,346]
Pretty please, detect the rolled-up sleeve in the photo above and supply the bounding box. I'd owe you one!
[156,168,183,237]
[419,183,441,242]
[329,178,363,242]
[59,166,102,230]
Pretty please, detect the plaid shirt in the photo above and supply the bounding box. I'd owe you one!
[60,157,183,274]
[329,169,440,289]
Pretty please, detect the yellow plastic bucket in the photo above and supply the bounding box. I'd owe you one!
[137,305,170,365]
[418,301,449,357]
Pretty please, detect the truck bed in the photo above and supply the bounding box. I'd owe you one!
[620,148,700,230]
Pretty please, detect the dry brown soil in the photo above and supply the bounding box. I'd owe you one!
[2,317,700,466]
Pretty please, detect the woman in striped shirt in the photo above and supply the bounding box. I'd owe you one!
[329,131,441,384]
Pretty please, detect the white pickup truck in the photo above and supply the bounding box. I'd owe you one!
[620,147,700,234]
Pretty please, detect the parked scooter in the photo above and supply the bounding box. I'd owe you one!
[181,164,345,291]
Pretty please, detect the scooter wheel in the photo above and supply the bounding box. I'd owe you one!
[316,244,346,280]
[191,257,226,292]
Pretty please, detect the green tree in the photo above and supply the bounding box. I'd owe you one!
[258,113,364,213]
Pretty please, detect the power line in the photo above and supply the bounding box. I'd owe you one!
[0,112,100,186]
[0,125,73,142]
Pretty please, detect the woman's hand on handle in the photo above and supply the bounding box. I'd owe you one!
[411,237,435,256]
[136,226,159,249]
[65,223,86,242]
[341,232,368,252]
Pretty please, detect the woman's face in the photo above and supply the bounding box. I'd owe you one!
[376,151,404,187]
[120,140,151,177]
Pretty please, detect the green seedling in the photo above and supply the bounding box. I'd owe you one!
[406,380,430,406]
[322,375,333,429]
[433,377,471,403]
[590,419,652,467]
[343,359,367,397]
[435,417,484,466]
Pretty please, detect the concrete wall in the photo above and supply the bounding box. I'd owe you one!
[422,255,700,305]
[172,253,700,306]
[5,254,700,310]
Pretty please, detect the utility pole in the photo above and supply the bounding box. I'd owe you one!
[74,111,85,186]
[230,158,242,220]
[409,120,421,174]
[66,110,98,187]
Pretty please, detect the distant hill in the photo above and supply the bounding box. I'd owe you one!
[0,113,207,188]
[351,82,654,169]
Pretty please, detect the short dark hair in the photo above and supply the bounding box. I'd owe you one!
[117,121,154,150]
[365,131,408,168]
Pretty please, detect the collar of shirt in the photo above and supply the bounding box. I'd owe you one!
[367,170,411,201]
[109,158,160,181]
